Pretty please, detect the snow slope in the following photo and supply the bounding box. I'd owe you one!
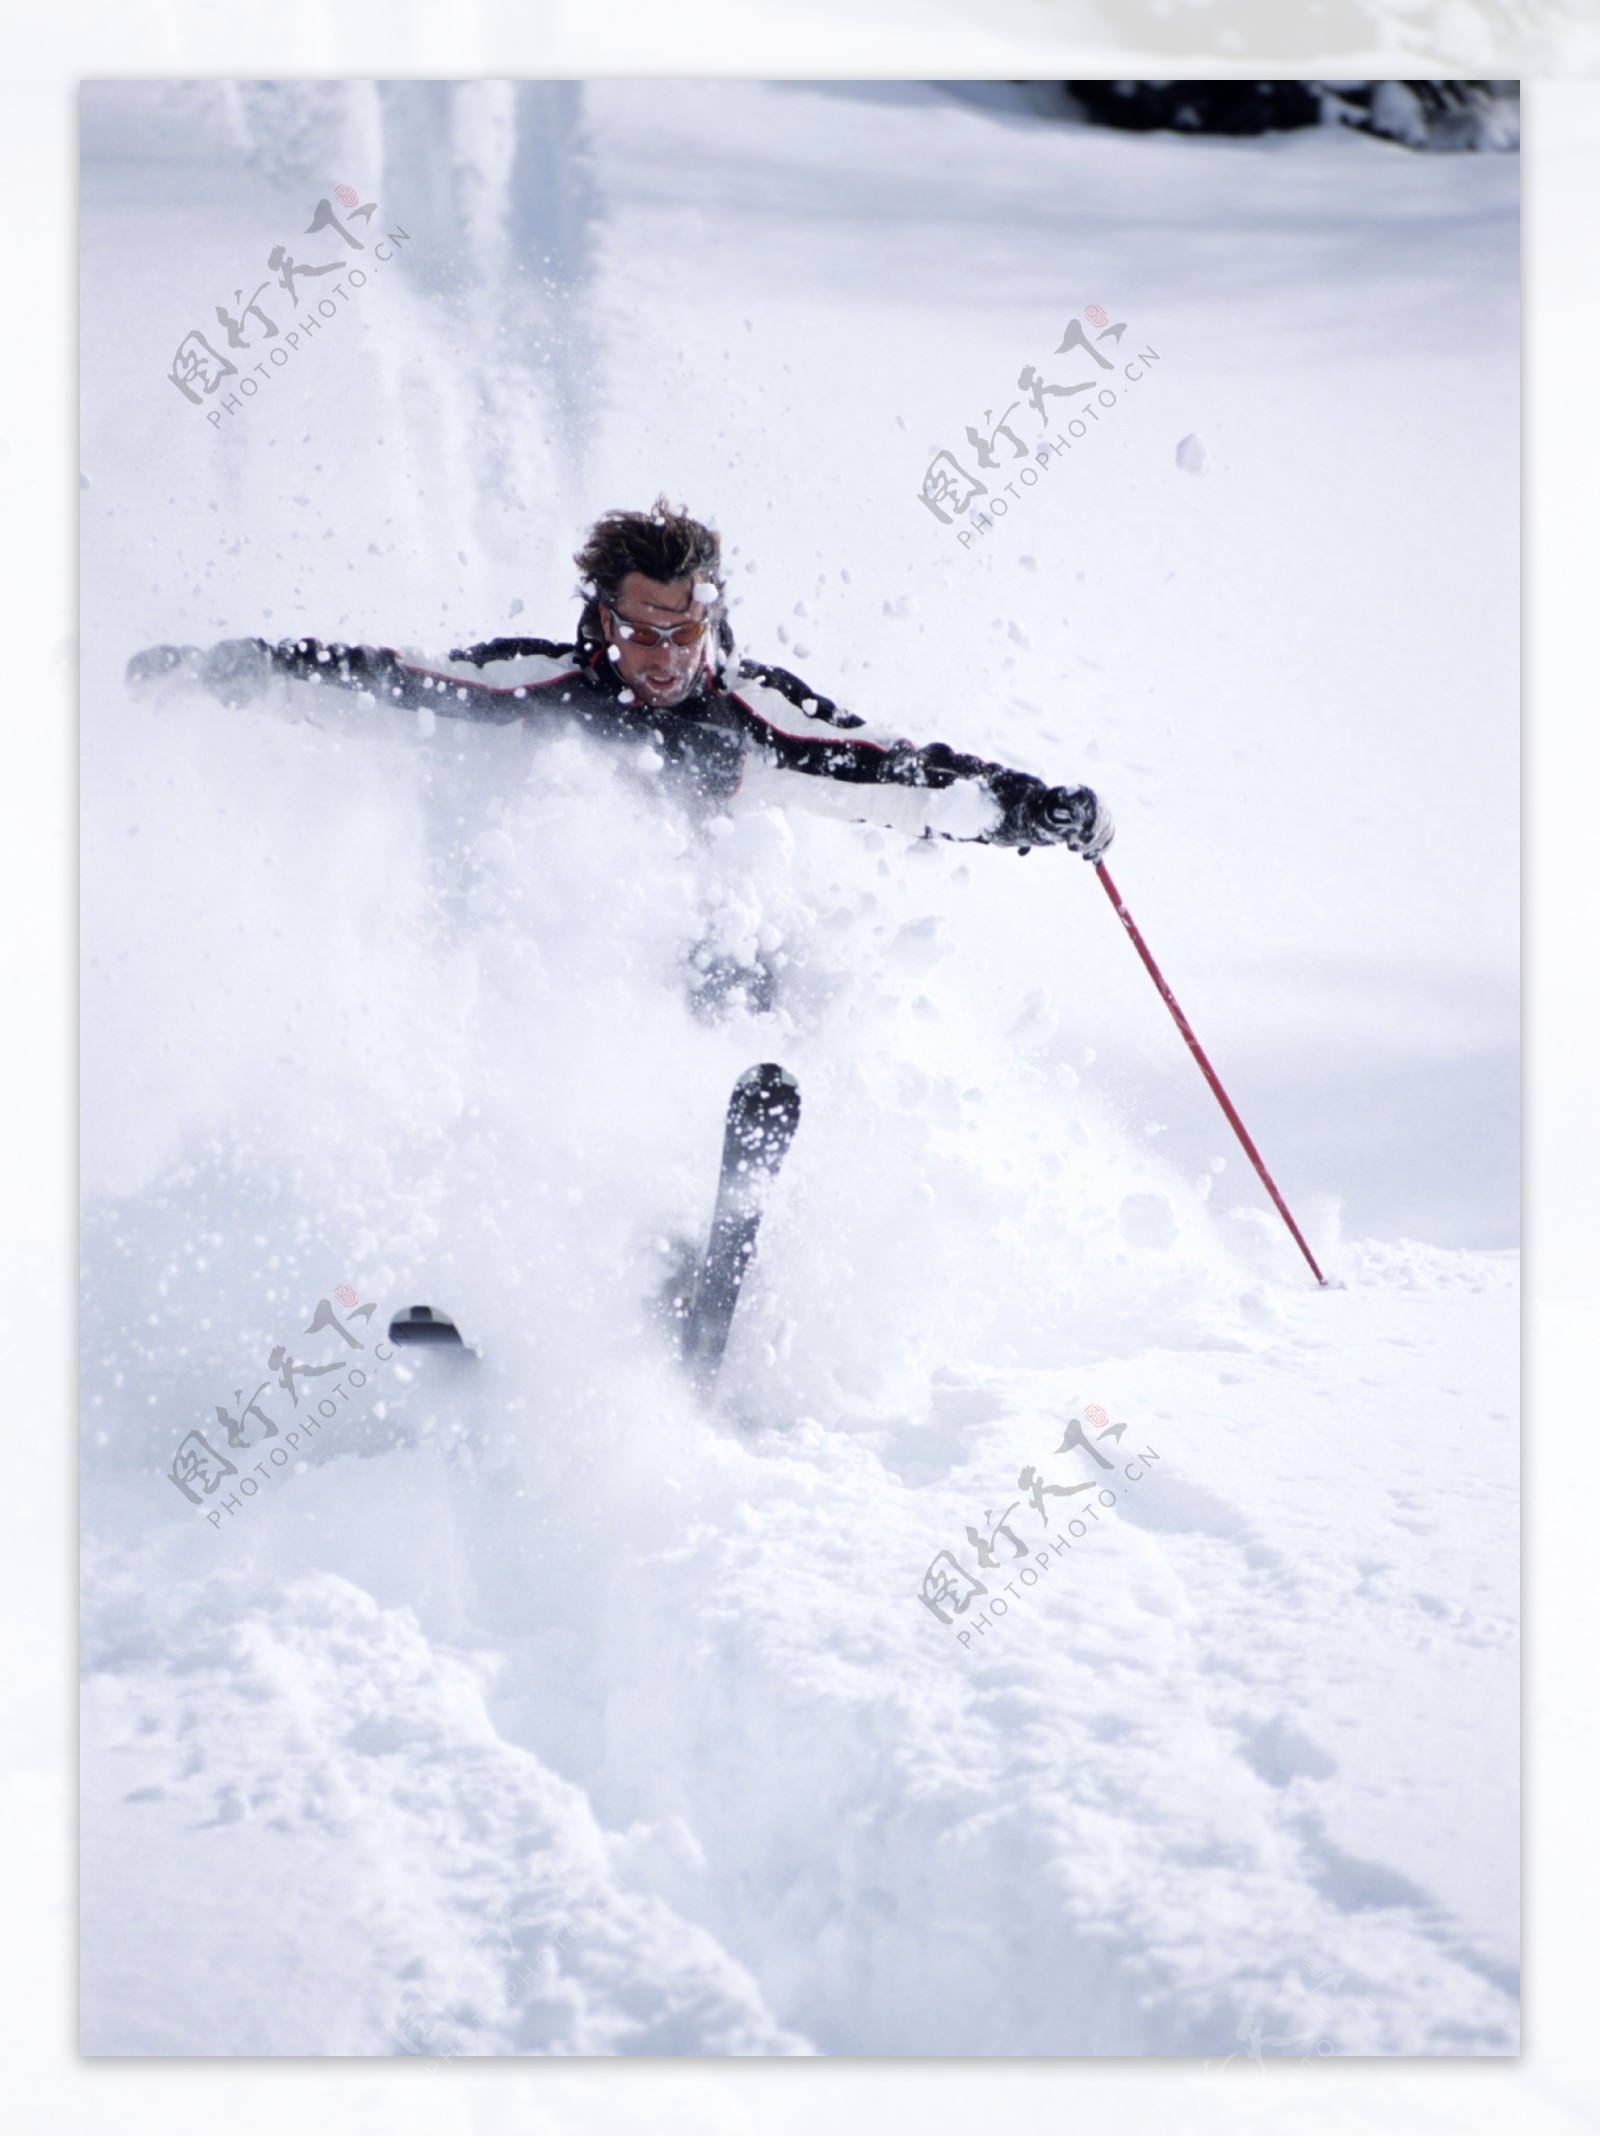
[80,80,1518,2056]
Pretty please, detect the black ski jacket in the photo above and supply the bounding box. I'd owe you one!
[206,631,1069,846]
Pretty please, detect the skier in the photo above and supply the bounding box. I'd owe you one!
[125,502,1119,1386]
[126,498,1114,861]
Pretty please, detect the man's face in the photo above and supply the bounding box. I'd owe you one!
[599,572,711,709]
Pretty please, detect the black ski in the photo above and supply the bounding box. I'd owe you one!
[681,1063,801,1392]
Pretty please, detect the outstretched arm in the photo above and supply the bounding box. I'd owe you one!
[725,662,1113,856]
[124,635,572,725]
[871,735,1114,856]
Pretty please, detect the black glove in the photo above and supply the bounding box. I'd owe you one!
[125,643,201,692]
[996,780,1114,858]
[1037,783,1114,858]
[124,637,275,706]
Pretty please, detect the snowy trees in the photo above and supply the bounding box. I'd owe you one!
[1064,80,1520,150]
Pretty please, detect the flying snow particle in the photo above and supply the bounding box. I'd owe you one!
[1176,434,1209,475]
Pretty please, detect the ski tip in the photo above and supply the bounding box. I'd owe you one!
[737,1061,799,1096]
[387,1304,470,1348]
[735,1062,801,1127]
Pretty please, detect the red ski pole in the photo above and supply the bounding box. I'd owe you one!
[1092,860,1328,1287]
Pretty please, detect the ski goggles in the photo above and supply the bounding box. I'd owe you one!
[604,607,707,649]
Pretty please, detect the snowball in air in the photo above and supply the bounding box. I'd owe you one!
[1176,434,1209,475]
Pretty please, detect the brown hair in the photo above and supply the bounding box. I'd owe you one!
[574,497,723,645]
